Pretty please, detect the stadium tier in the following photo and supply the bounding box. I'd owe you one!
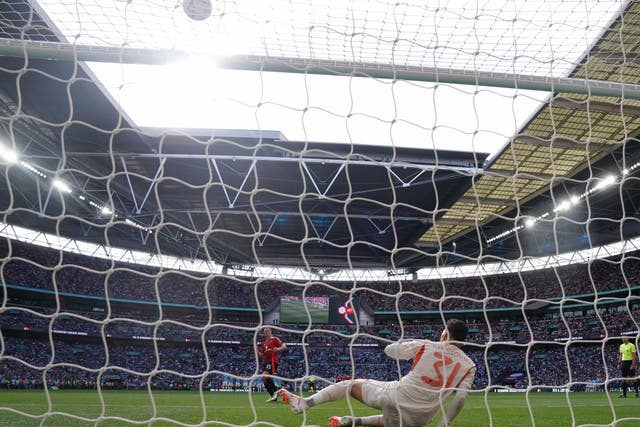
[1,240,639,394]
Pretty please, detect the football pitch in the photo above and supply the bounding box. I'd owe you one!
[0,390,638,426]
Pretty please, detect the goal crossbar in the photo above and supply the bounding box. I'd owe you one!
[2,38,640,99]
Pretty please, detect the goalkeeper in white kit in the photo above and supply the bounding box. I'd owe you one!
[280,318,476,427]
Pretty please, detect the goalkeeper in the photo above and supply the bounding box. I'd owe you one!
[280,319,476,427]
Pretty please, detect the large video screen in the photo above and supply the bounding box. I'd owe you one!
[329,296,359,324]
[280,296,330,324]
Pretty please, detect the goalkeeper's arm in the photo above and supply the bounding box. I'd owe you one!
[435,388,470,427]
[435,365,476,427]
[384,340,424,360]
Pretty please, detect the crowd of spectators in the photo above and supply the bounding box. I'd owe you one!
[2,240,640,392]
[3,241,639,312]
[0,334,630,393]
[2,304,638,345]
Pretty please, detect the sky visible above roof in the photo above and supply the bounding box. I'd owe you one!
[34,0,625,156]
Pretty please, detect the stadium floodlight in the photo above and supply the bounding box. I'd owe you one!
[598,175,616,189]
[488,166,630,245]
[554,201,571,213]
[525,219,535,228]
[52,179,72,193]
[100,206,113,215]
[125,218,152,233]
[19,161,47,178]
[0,145,18,164]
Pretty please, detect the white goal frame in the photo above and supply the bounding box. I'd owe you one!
[2,38,640,100]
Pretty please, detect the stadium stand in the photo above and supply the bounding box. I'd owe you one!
[1,240,638,393]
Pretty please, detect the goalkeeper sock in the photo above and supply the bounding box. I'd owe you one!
[357,415,384,426]
[307,381,353,407]
[332,415,384,426]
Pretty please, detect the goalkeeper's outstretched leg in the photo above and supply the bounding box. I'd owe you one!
[281,319,476,427]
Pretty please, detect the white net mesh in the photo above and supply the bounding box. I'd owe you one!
[23,0,622,75]
[1,0,640,426]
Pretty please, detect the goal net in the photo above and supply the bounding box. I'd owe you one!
[1,0,640,426]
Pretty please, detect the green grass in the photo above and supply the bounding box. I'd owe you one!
[0,390,638,426]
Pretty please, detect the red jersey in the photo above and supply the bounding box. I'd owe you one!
[260,336,284,364]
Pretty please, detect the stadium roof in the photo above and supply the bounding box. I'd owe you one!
[417,1,640,249]
[0,0,639,270]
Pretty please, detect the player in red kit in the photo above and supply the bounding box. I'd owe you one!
[258,327,287,402]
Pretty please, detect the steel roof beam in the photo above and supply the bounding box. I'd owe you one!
[551,97,640,116]
[156,207,481,227]
[211,158,256,208]
[158,207,434,223]
[515,135,611,152]
[52,152,483,175]
[244,212,279,246]
[485,168,557,181]
[366,217,397,234]
[136,158,167,214]
[457,196,521,207]
[305,215,339,240]
[302,161,345,197]
[120,157,167,214]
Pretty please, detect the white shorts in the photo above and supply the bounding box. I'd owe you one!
[359,380,439,427]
